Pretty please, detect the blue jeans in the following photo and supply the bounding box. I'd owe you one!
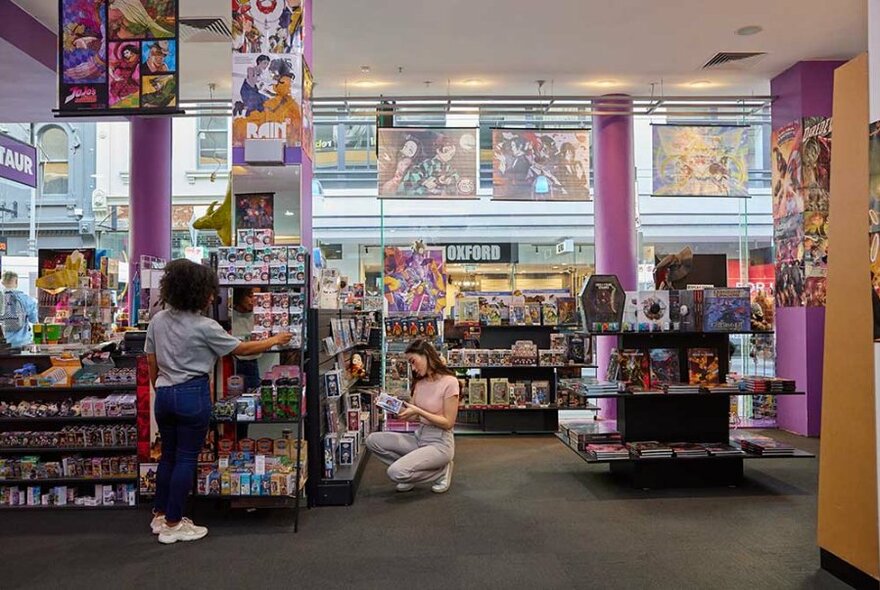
[153,376,211,523]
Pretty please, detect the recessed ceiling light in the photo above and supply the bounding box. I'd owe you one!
[460,78,485,87]
[735,25,763,36]
[583,79,620,88]
[350,80,387,88]
[688,80,713,88]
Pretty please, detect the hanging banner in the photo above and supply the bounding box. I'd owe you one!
[231,0,305,149]
[491,129,591,201]
[652,125,750,197]
[0,134,37,188]
[801,116,832,306]
[58,0,179,114]
[869,121,880,325]
[383,243,447,314]
[377,128,478,199]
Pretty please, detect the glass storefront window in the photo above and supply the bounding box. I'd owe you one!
[38,126,69,195]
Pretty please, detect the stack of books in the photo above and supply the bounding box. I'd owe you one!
[665,384,701,394]
[733,434,795,456]
[669,442,710,457]
[585,382,620,396]
[585,443,630,461]
[703,442,746,456]
[742,377,796,393]
[563,422,622,450]
[705,384,741,394]
[625,441,674,459]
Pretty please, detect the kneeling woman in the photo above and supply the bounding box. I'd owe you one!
[366,339,458,493]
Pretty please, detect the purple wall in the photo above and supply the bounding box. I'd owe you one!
[128,117,172,315]
[592,96,637,419]
[0,0,56,71]
[770,61,842,436]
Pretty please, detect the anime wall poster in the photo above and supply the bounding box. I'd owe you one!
[232,0,303,55]
[235,193,275,231]
[377,129,478,199]
[771,121,804,220]
[870,121,880,233]
[384,243,447,314]
[232,52,303,148]
[491,130,591,201]
[59,0,179,114]
[652,125,751,197]
[301,61,314,162]
[108,41,140,108]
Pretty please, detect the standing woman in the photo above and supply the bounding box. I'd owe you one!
[366,338,458,493]
[146,260,291,544]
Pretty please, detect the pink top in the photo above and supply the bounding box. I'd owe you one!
[413,374,460,425]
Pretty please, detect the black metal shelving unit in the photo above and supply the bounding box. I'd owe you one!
[559,329,815,488]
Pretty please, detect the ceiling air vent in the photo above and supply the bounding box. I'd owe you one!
[180,17,231,42]
[702,52,767,70]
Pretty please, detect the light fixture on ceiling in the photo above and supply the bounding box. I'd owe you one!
[350,80,388,88]
[460,78,485,87]
[583,79,620,88]
[735,25,763,36]
[688,80,714,88]
[360,65,371,74]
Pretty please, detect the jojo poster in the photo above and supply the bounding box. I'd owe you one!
[652,125,750,197]
[378,128,478,199]
[771,121,804,219]
[232,52,303,148]
[491,129,591,201]
[59,0,179,113]
[232,0,303,55]
[384,243,447,314]
[235,193,275,230]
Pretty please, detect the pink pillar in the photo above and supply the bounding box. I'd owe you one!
[128,117,172,317]
[771,61,842,436]
[592,96,637,419]
[300,0,313,250]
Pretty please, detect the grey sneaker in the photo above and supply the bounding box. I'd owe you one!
[396,483,415,492]
[150,514,166,534]
[431,461,453,494]
[157,518,208,544]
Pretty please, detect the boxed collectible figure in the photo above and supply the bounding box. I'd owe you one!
[637,291,670,331]
[338,439,354,466]
[468,379,488,406]
[490,379,510,405]
[376,392,404,414]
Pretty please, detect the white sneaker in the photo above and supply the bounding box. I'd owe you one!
[431,461,453,494]
[396,483,415,492]
[157,518,208,544]
[150,514,166,534]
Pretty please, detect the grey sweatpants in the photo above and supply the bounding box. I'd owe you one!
[366,424,455,484]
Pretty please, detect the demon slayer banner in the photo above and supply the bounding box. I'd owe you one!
[651,125,750,197]
[491,129,591,201]
[378,128,478,199]
[232,52,303,148]
[383,243,447,314]
[59,0,179,113]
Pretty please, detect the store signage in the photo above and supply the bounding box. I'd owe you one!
[0,135,37,188]
[555,239,574,255]
[443,243,515,264]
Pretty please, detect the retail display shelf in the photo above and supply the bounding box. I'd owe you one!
[0,384,137,394]
[0,416,137,424]
[0,446,136,454]
[589,330,775,337]
[571,391,805,399]
[324,448,369,483]
[470,324,580,330]
[0,477,138,486]
[461,405,586,411]
[212,417,302,425]
[218,283,307,289]
[448,364,597,370]
[0,504,135,511]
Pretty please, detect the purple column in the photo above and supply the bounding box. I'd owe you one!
[128,117,172,316]
[770,61,842,436]
[300,0,313,250]
[592,96,637,419]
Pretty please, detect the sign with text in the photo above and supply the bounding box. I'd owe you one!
[0,134,37,188]
[442,243,516,264]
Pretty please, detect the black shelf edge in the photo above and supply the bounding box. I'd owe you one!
[0,477,138,485]
[465,324,581,330]
[0,503,136,510]
[322,447,369,483]
[0,384,137,394]
[0,416,137,424]
[460,406,577,411]
[219,283,307,289]
[589,330,774,336]
[569,391,804,399]
[0,446,137,455]
[449,365,597,370]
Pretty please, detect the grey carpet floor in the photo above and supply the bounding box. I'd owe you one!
[0,430,852,590]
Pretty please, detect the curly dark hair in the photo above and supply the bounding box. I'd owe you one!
[159,259,219,313]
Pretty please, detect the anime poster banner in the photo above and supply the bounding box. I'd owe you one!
[232,0,303,55]
[301,61,314,162]
[377,128,478,199]
[234,192,275,231]
[869,121,880,233]
[800,117,832,213]
[232,53,303,148]
[384,244,447,315]
[491,129,591,201]
[771,121,804,220]
[652,125,750,198]
[59,0,179,113]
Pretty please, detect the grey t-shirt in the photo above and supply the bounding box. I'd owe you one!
[145,309,241,388]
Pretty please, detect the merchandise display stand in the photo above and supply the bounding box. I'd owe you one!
[453,324,596,434]
[0,353,140,509]
[306,309,379,506]
[558,330,815,488]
